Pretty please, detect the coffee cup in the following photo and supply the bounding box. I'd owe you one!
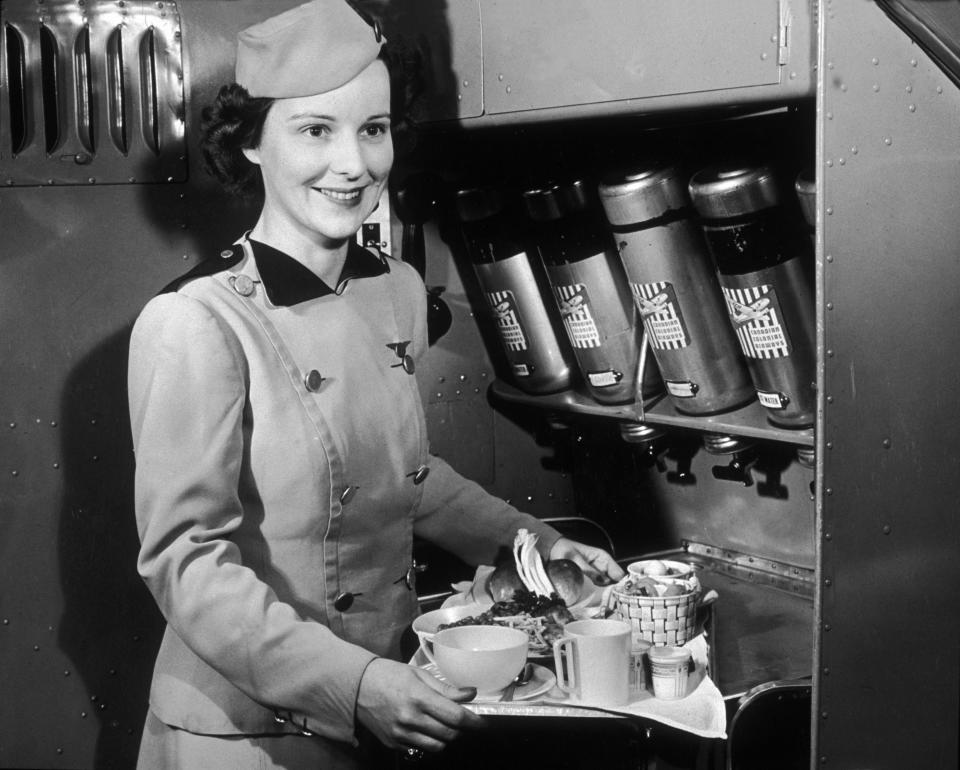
[552,618,632,706]
[421,625,528,695]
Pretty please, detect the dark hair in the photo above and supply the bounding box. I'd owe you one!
[200,38,424,200]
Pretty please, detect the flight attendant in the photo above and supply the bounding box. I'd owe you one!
[127,1,624,767]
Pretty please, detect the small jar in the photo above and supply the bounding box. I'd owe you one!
[648,645,692,700]
[629,634,653,696]
[689,163,816,428]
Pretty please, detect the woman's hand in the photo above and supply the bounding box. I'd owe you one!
[356,658,486,754]
[549,537,625,585]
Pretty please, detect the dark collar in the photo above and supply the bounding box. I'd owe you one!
[249,238,390,306]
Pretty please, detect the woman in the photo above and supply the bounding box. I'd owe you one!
[128,1,624,767]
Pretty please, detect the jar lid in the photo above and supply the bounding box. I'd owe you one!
[647,645,692,663]
[598,162,688,225]
[688,163,780,219]
[794,168,816,227]
[455,186,502,223]
[522,185,565,222]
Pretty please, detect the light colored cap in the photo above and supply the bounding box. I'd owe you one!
[235,0,384,98]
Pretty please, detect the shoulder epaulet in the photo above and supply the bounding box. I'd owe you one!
[158,245,244,295]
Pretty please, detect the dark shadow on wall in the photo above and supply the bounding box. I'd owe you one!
[56,326,165,770]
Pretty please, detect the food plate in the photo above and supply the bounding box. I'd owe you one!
[419,661,556,703]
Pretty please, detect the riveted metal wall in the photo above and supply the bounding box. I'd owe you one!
[815,1,960,767]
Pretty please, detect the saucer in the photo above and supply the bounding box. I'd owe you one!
[419,662,556,703]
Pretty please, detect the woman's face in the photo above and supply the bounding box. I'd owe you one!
[243,59,393,249]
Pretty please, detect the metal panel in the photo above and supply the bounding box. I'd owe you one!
[0,0,186,185]
[480,0,783,114]
[816,1,960,767]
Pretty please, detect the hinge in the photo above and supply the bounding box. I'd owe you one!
[778,0,792,66]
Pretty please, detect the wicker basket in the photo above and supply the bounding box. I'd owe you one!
[611,586,700,646]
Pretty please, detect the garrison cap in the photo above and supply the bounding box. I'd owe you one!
[235,0,384,98]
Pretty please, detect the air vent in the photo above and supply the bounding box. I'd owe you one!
[0,0,186,186]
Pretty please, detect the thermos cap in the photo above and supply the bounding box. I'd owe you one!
[522,185,565,222]
[455,186,503,223]
[597,162,688,225]
[794,169,817,227]
[688,163,780,219]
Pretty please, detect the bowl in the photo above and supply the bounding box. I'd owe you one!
[626,559,698,581]
[422,625,529,694]
[412,603,488,648]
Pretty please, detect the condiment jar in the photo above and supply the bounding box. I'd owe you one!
[524,181,658,405]
[689,163,816,428]
[599,162,754,415]
[455,186,574,394]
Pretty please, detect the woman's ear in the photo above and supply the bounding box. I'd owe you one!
[242,147,262,165]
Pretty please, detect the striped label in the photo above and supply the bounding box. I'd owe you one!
[485,289,528,352]
[631,281,689,350]
[553,283,602,349]
[722,284,791,359]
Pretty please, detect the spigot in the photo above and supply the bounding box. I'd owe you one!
[664,439,699,485]
[619,421,668,471]
[712,451,758,486]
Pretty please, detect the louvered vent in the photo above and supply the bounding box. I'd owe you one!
[0,0,185,185]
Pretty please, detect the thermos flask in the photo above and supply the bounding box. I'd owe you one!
[455,186,574,394]
[598,162,754,415]
[688,163,816,428]
[524,181,657,406]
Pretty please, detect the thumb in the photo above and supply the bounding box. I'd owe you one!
[420,672,477,702]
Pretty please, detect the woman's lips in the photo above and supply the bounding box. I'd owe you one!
[314,187,362,203]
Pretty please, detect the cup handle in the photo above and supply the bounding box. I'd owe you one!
[420,635,438,667]
[553,636,576,695]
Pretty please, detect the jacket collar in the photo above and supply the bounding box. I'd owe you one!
[248,237,389,307]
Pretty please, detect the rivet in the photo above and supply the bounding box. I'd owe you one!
[435,392,443,400]
[826,488,833,495]
[789,71,796,79]
[761,52,768,60]
[851,146,858,154]
[81,712,87,718]
[50,420,57,427]
[937,86,943,94]
[882,438,892,448]
[505,86,511,94]
[826,254,833,262]
[826,159,833,167]
[839,158,845,166]
[820,757,827,765]
[481,372,488,379]
[840,83,847,92]
[872,83,880,92]
[827,61,834,69]
[8,422,15,429]
[438,376,445,383]
[497,74,504,81]
[473,387,480,394]
[821,711,828,719]
[57,748,63,755]
[883,524,892,534]
[884,137,892,145]
[11,470,19,477]
[910,58,918,67]
[908,104,916,113]
[53,463,60,469]
[823,624,831,631]
[824,578,832,587]
[827,111,833,119]
[826,302,834,310]
[905,85,912,93]
[462,80,469,87]
[871,57,879,65]
[826,207,834,216]
[90,695,98,702]
[64,670,70,676]
[2,619,8,625]
[827,396,834,403]
[33,644,39,651]
[92,455,99,461]
[455,389,461,396]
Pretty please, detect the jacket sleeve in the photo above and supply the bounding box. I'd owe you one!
[128,292,375,744]
[413,454,562,566]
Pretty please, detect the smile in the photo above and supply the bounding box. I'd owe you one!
[315,187,362,202]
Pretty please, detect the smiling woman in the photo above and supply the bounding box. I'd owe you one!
[126,2,623,768]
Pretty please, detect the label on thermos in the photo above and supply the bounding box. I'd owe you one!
[485,289,529,353]
[722,284,792,358]
[757,390,789,410]
[553,283,602,349]
[631,281,690,350]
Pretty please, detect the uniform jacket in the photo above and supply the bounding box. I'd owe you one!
[127,236,559,747]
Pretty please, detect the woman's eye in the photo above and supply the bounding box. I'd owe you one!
[303,125,329,138]
[363,123,390,139]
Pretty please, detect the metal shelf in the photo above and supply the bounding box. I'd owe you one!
[489,380,815,448]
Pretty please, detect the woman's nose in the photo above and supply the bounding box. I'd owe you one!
[329,134,366,177]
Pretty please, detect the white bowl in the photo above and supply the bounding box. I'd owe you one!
[626,559,698,581]
[423,625,528,694]
[412,603,489,647]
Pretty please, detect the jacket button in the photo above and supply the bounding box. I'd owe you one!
[304,370,325,391]
[220,249,234,259]
[411,465,429,485]
[334,592,355,612]
[339,486,357,505]
[232,275,254,296]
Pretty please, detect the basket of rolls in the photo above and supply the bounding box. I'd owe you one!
[610,559,702,646]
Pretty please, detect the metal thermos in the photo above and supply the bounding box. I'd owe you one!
[524,181,657,405]
[689,163,816,428]
[455,186,574,394]
[795,169,816,232]
[598,162,754,415]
